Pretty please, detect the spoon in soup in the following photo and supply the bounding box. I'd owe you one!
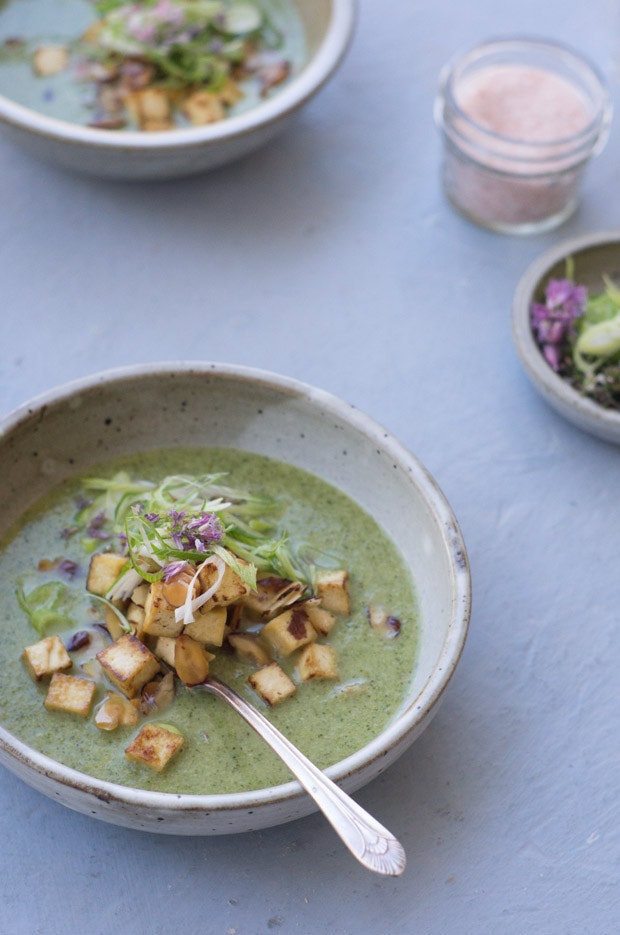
[188,673,407,877]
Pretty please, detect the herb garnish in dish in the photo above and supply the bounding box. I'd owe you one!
[530,260,620,410]
[8,1,292,130]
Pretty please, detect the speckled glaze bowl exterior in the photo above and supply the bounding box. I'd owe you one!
[512,230,620,444]
[0,362,470,835]
[0,0,355,180]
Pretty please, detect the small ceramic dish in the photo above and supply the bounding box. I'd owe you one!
[512,230,620,444]
[0,362,470,835]
[0,0,355,179]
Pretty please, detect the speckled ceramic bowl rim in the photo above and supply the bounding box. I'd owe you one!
[0,361,471,820]
[512,230,620,440]
[0,0,356,152]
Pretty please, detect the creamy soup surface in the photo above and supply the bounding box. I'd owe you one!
[0,447,419,794]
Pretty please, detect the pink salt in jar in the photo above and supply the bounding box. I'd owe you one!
[434,38,612,234]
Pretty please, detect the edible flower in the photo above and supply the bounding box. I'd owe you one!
[530,278,587,371]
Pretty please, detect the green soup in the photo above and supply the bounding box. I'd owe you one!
[0,447,419,794]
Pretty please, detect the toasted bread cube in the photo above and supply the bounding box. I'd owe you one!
[131,583,150,607]
[152,635,177,668]
[44,673,96,716]
[126,88,172,129]
[104,602,129,641]
[86,552,128,596]
[316,569,350,615]
[228,632,272,667]
[142,580,184,638]
[305,604,337,637]
[126,601,146,634]
[125,723,184,772]
[248,662,296,706]
[242,576,305,621]
[261,607,317,657]
[23,635,72,681]
[181,90,226,125]
[297,643,339,681]
[366,605,402,639]
[174,634,214,686]
[32,45,68,77]
[198,561,251,608]
[94,691,140,731]
[218,78,244,107]
[96,633,160,698]
[183,605,227,647]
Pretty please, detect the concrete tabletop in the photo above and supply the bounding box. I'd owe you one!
[0,1,618,932]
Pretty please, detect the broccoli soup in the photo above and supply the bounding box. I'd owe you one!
[0,447,419,794]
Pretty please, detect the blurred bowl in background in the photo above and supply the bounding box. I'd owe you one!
[0,0,355,179]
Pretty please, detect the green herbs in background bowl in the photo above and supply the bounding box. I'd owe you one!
[0,0,295,130]
[530,260,620,411]
[512,231,620,445]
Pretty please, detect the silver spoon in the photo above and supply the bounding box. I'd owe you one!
[193,675,406,877]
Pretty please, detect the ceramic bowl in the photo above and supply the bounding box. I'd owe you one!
[0,0,355,179]
[512,230,620,445]
[0,362,470,835]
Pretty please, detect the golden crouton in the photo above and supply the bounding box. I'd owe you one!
[104,601,130,641]
[126,88,173,130]
[304,603,337,637]
[130,582,150,607]
[96,633,160,698]
[181,90,226,125]
[316,569,350,615]
[183,605,227,647]
[261,607,317,657]
[297,643,339,682]
[94,691,140,731]
[248,663,296,706]
[86,552,128,596]
[125,723,184,772]
[44,673,96,716]
[152,635,177,668]
[174,634,214,686]
[228,632,272,668]
[23,635,72,681]
[142,580,184,638]
[32,45,68,77]
[198,561,251,608]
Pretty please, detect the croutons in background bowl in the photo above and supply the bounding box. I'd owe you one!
[0,362,471,834]
[0,0,355,179]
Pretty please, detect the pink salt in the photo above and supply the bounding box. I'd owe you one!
[445,64,594,230]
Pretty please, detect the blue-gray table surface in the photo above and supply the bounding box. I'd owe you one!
[1,1,618,933]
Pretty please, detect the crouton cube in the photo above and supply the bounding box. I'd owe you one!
[96,633,160,698]
[86,552,128,596]
[174,634,214,686]
[316,569,350,615]
[217,78,244,107]
[366,605,402,639]
[261,607,317,657]
[126,88,172,130]
[44,673,96,716]
[248,663,296,706]
[305,603,337,637]
[183,605,227,647]
[297,643,339,681]
[131,583,150,607]
[198,561,251,607]
[94,691,140,731]
[152,635,177,668]
[125,723,184,772]
[126,601,146,635]
[181,90,226,125]
[23,635,72,681]
[32,45,68,77]
[142,580,184,638]
[228,632,272,668]
[104,602,129,641]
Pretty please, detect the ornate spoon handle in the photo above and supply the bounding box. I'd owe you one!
[196,676,406,877]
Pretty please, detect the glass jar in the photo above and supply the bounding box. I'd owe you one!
[434,38,612,234]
